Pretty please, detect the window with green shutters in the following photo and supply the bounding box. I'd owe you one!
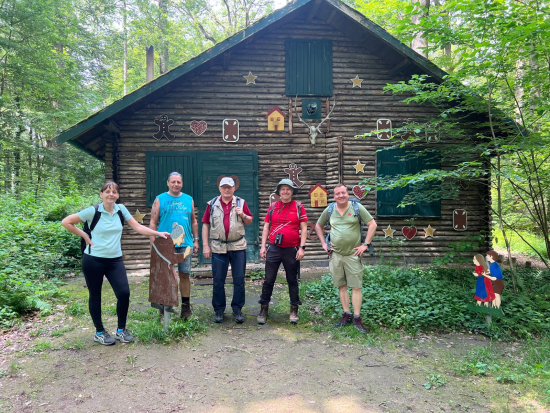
[286,39,333,97]
[376,148,441,217]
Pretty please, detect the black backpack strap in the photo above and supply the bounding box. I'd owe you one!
[209,196,219,226]
[89,204,102,231]
[325,202,336,229]
[267,201,277,232]
[117,209,125,227]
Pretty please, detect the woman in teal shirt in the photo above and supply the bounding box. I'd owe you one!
[62,182,170,346]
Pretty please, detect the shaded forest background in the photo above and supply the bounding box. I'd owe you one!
[0,0,549,261]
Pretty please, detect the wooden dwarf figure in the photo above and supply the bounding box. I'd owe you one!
[149,235,191,313]
[486,250,505,309]
[472,254,496,307]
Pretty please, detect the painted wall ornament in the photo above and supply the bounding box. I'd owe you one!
[243,71,257,85]
[266,107,287,131]
[222,119,239,142]
[377,119,392,140]
[308,183,329,207]
[466,252,505,321]
[292,95,336,147]
[453,209,467,231]
[402,226,417,240]
[423,225,436,238]
[354,160,366,174]
[486,250,505,309]
[190,120,207,136]
[153,114,175,140]
[269,193,280,205]
[284,163,304,187]
[383,224,396,239]
[352,185,368,200]
[133,209,146,224]
[350,75,364,88]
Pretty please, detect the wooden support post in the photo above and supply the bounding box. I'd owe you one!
[288,98,293,134]
[338,136,343,183]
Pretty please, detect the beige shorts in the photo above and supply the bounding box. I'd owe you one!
[329,251,364,289]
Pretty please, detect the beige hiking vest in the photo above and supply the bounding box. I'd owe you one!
[209,196,247,253]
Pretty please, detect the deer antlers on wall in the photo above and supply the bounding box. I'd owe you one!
[292,95,337,147]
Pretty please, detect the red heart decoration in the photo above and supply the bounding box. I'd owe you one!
[352,185,368,200]
[402,226,417,240]
[190,120,207,136]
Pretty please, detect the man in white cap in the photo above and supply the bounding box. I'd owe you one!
[202,177,253,323]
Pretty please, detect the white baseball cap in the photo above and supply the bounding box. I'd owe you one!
[219,177,235,187]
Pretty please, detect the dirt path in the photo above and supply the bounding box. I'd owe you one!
[0,277,544,413]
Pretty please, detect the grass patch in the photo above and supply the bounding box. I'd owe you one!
[62,338,87,350]
[493,228,549,260]
[127,313,207,344]
[51,326,74,337]
[303,266,550,340]
[65,302,86,317]
[32,339,55,352]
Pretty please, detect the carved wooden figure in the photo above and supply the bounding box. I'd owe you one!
[284,163,304,187]
[153,115,175,140]
[149,236,191,308]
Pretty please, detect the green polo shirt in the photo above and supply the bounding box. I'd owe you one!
[78,203,132,258]
[317,202,373,256]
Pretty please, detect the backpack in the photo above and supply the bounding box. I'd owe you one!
[209,196,242,228]
[81,204,125,254]
[267,200,303,231]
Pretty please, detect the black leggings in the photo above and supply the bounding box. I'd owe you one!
[82,254,130,332]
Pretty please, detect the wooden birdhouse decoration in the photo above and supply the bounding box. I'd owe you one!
[266,107,286,131]
[308,183,329,207]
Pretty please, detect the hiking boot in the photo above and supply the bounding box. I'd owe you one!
[214,312,224,323]
[233,311,244,324]
[93,330,115,346]
[353,315,367,334]
[115,328,134,343]
[334,312,353,327]
[257,304,269,325]
[180,301,192,320]
[289,305,299,324]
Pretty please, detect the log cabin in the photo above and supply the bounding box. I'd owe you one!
[56,0,494,275]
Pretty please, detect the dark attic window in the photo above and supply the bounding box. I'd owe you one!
[285,39,333,97]
[376,148,441,217]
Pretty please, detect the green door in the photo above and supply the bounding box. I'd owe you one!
[146,150,259,264]
[196,151,259,265]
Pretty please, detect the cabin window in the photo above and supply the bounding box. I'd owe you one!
[286,39,333,97]
[376,148,441,217]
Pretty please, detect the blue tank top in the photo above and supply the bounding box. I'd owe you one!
[157,192,193,248]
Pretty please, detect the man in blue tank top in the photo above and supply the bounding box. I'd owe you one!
[150,172,199,320]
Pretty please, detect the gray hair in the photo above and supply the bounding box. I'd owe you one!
[167,172,182,180]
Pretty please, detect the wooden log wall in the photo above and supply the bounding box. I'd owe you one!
[108,17,490,274]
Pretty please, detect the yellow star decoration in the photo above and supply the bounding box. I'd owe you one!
[424,225,436,238]
[133,209,146,224]
[350,75,363,88]
[354,159,366,174]
[243,71,257,85]
[383,224,396,239]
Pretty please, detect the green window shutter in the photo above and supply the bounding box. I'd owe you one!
[376,148,441,217]
[376,148,413,216]
[145,151,195,207]
[286,39,333,97]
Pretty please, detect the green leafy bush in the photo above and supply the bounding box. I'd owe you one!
[303,265,550,339]
[0,182,96,326]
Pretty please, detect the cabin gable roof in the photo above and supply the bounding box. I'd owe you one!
[55,0,449,160]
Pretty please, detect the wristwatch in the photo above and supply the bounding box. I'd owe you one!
[363,242,370,247]
[299,245,307,250]
[193,237,199,241]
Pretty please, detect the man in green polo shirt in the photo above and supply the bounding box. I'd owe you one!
[315,183,377,333]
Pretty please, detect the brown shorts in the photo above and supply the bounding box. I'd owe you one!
[492,279,504,294]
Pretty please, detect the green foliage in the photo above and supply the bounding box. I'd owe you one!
[65,302,86,317]
[0,184,95,326]
[127,309,207,344]
[493,228,549,261]
[303,266,550,339]
[423,374,447,390]
[247,269,265,281]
